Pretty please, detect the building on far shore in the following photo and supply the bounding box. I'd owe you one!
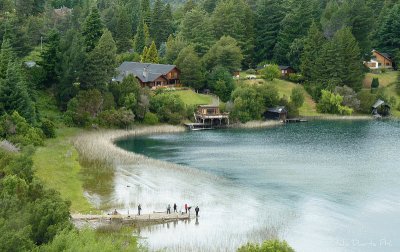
[264,106,288,121]
[256,65,295,77]
[364,50,393,69]
[113,61,180,88]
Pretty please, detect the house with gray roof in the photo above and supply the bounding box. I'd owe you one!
[114,62,180,88]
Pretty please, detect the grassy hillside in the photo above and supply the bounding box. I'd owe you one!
[242,78,322,116]
[172,89,214,106]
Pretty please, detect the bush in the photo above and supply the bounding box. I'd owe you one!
[287,73,304,83]
[149,93,185,124]
[371,78,379,89]
[97,108,135,128]
[246,69,256,74]
[290,86,305,109]
[143,112,159,125]
[237,239,294,252]
[357,90,376,113]
[334,86,360,111]
[317,90,353,115]
[40,119,56,138]
[259,64,281,81]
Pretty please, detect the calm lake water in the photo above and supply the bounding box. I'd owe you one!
[92,120,400,251]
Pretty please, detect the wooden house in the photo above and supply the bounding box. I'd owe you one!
[365,50,393,69]
[279,66,295,77]
[114,62,180,88]
[194,105,229,126]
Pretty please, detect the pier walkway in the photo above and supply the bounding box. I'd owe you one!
[72,212,192,227]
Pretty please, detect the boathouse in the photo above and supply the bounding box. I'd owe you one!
[194,105,229,126]
[372,99,390,117]
[264,106,288,121]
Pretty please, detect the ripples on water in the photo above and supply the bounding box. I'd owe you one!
[86,120,400,251]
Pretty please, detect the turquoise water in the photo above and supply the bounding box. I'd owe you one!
[115,120,400,251]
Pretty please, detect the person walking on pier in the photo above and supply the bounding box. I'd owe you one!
[195,206,199,217]
[167,204,171,214]
[185,203,188,214]
[138,204,142,215]
[173,203,177,213]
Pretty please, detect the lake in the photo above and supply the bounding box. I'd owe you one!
[93,120,400,251]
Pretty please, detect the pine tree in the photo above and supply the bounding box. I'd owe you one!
[140,46,148,62]
[316,27,363,90]
[300,22,326,82]
[39,30,61,88]
[0,39,14,79]
[165,35,187,64]
[151,0,164,48]
[376,4,400,55]
[143,23,151,46]
[0,61,36,123]
[134,19,146,54]
[162,3,174,41]
[115,7,132,53]
[141,0,151,27]
[212,0,254,67]
[180,7,215,56]
[81,30,117,91]
[174,46,205,91]
[255,0,284,63]
[273,0,319,64]
[82,7,104,52]
[144,41,159,63]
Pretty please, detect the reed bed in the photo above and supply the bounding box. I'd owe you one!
[72,125,219,180]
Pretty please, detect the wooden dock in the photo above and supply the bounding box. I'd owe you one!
[285,118,308,123]
[72,212,192,226]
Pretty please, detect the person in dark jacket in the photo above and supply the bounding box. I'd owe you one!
[195,206,199,217]
[173,203,177,213]
[185,203,188,214]
[167,204,171,214]
[138,204,142,215]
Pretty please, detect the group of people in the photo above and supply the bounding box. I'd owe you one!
[137,203,200,217]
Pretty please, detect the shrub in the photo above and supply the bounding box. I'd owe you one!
[334,85,360,111]
[40,119,56,138]
[143,112,159,125]
[149,93,185,124]
[246,69,256,74]
[237,239,294,252]
[317,90,353,115]
[371,78,379,89]
[97,108,135,128]
[287,73,304,83]
[290,86,305,109]
[259,64,281,81]
[357,90,376,113]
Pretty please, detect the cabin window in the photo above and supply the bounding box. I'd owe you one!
[386,62,390,66]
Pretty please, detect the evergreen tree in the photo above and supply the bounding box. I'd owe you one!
[151,0,164,47]
[144,41,159,64]
[175,46,205,91]
[273,0,319,64]
[81,30,117,91]
[39,30,61,88]
[300,22,326,82]
[0,61,36,123]
[255,0,284,63]
[0,39,14,79]
[141,0,151,27]
[82,7,104,52]
[161,3,174,45]
[140,46,148,62]
[115,7,132,53]
[316,27,363,90]
[165,35,187,64]
[180,7,215,56]
[134,19,146,54]
[203,36,243,73]
[212,0,254,67]
[376,4,400,55]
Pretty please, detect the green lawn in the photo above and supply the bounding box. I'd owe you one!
[243,78,322,116]
[172,89,214,106]
[363,71,398,88]
[33,128,95,213]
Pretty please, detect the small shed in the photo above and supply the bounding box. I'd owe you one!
[371,99,390,117]
[278,66,295,77]
[264,106,288,121]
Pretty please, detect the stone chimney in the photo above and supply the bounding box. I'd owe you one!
[143,67,148,80]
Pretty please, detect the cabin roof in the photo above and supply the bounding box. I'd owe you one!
[198,105,219,108]
[372,99,390,109]
[115,62,177,82]
[267,106,287,113]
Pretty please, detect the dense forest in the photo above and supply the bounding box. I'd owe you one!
[1,0,400,250]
